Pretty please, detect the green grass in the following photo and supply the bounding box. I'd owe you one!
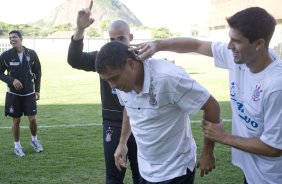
[0,52,243,184]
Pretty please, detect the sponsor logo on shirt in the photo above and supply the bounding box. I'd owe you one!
[10,62,20,66]
[230,82,259,131]
[235,101,258,131]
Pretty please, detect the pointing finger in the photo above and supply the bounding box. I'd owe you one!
[89,0,93,10]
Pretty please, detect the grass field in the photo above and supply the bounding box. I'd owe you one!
[0,51,244,184]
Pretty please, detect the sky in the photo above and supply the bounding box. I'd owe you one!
[0,0,211,31]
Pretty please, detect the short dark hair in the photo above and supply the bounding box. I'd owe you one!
[95,41,140,73]
[9,30,23,38]
[227,7,276,47]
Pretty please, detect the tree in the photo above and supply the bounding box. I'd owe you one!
[54,23,73,31]
[100,20,110,32]
[87,27,101,38]
[152,27,171,39]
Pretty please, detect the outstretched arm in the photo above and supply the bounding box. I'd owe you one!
[131,37,213,60]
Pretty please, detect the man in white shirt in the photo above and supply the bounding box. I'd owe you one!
[95,41,220,183]
[134,7,282,184]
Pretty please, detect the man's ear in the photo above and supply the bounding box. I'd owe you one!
[126,58,135,69]
[129,33,133,42]
[255,38,265,51]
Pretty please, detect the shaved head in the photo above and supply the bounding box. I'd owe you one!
[108,20,133,44]
[108,20,130,35]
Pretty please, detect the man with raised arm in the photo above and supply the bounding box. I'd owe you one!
[67,1,139,183]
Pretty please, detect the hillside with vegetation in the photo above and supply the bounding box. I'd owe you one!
[33,0,142,28]
[0,0,142,38]
[0,0,176,39]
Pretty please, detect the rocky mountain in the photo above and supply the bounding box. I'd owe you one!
[33,0,142,28]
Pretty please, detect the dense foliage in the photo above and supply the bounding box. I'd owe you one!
[0,21,176,39]
[0,22,74,37]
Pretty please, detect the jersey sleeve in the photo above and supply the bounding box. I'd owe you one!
[31,50,42,93]
[212,42,233,70]
[115,89,125,106]
[260,90,282,149]
[0,52,15,85]
[172,71,210,115]
[67,36,98,72]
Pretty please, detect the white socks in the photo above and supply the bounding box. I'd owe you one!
[31,135,38,142]
[14,135,38,148]
[14,141,22,148]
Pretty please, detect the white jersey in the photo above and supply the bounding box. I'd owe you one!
[116,58,210,182]
[212,42,282,184]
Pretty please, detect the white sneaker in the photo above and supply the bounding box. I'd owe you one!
[14,147,25,157]
[30,140,44,153]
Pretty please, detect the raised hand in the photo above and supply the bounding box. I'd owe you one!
[76,0,95,30]
[74,0,95,40]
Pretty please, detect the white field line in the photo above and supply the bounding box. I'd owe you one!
[0,119,232,129]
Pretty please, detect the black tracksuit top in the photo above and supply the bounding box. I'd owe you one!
[0,47,41,95]
[67,37,123,122]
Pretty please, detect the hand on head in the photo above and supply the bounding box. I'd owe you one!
[129,41,157,60]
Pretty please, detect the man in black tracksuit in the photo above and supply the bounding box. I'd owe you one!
[0,30,43,157]
[67,2,139,184]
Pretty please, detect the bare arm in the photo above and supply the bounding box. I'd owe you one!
[132,37,213,60]
[203,90,282,157]
[197,95,220,177]
[203,121,282,157]
[114,109,132,170]
[119,109,132,144]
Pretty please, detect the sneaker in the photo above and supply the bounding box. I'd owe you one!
[30,140,44,153]
[14,147,25,157]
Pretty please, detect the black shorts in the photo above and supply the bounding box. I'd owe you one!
[140,168,195,184]
[5,92,37,118]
